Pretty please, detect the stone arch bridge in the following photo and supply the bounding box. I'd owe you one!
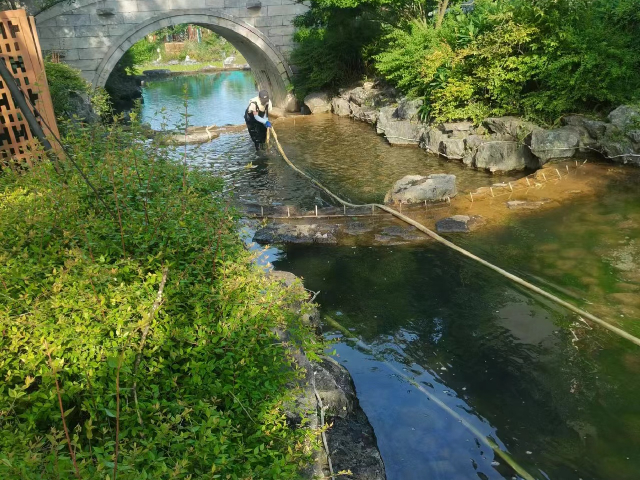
[34,0,308,106]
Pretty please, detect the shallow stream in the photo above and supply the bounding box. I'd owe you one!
[142,72,640,480]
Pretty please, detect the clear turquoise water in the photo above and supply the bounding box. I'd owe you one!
[143,72,640,480]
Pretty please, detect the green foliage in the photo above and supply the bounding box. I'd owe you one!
[44,61,111,119]
[290,1,385,98]
[0,116,319,478]
[375,0,640,123]
[295,0,640,123]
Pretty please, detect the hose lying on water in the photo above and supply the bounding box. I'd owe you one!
[268,126,640,349]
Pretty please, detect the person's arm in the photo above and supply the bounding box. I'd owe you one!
[253,112,269,125]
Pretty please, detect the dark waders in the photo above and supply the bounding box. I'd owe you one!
[244,102,268,151]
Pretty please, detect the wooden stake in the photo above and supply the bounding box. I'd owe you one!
[556,168,562,178]
[526,177,531,186]
[490,187,494,197]
[508,182,513,191]
[470,192,474,202]
[287,207,290,217]
[315,205,318,217]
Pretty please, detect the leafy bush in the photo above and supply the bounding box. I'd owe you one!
[0,117,319,479]
[44,61,111,119]
[375,0,640,123]
[290,1,383,98]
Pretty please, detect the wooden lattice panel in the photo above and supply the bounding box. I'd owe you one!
[0,9,59,167]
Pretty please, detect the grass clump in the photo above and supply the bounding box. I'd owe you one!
[0,117,319,479]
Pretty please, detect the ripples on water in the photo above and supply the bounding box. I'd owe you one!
[142,72,640,480]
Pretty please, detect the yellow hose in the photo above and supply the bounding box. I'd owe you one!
[268,126,640,349]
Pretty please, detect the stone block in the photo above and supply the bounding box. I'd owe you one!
[267,4,308,16]
[268,25,295,36]
[56,14,92,27]
[108,23,135,36]
[475,140,537,172]
[384,174,457,204]
[304,92,331,114]
[61,36,113,49]
[38,26,74,39]
[91,13,126,26]
[66,59,102,71]
[121,12,152,24]
[529,126,580,163]
[331,97,350,116]
[206,0,226,6]
[97,1,140,13]
[78,47,110,60]
[440,138,465,160]
[255,15,285,27]
[75,25,109,37]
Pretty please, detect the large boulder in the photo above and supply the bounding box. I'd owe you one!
[474,141,537,172]
[440,138,465,160]
[303,92,331,114]
[420,127,446,154]
[608,105,640,130]
[67,90,99,123]
[348,86,379,106]
[384,174,457,204]
[331,97,351,116]
[350,103,379,124]
[483,116,539,140]
[562,115,607,140]
[529,126,581,163]
[284,93,300,113]
[395,98,423,121]
[600,138,640,166]
[377,106,425,145]
[462,135,486,166]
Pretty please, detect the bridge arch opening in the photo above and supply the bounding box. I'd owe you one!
[93,10,292,106]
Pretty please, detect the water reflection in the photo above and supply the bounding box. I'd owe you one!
[275,244,640,480]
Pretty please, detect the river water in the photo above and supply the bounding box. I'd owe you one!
[142,72,640,480]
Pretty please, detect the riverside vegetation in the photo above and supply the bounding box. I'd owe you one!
[292,0,640,125]
[0,113,321,478]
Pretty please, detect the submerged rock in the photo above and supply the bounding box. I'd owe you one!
[506,200,551,210]
[374,225,426,244]
[529,127,581,163]
[384,174,457,204]
[436,215,484,233]
[254,223,339,244]
[304,92,331,114]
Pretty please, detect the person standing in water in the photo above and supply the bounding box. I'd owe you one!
[244,90,273,151]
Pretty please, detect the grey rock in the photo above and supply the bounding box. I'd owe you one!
[384,174,457,204]
[562,115,607,139]
[420,127,446,154]
[440,138,465,159]
[343,221,374,236]
[483,116,540,140]
[627,130,640,144]
[475,141,537,172]
[142,69,171,76]
[254,223,339,244]
[507,200,550,210]
[377,106,425,145]
[436,215,484,233]
[529,126,581,163]
[268,270,300,287]
[374,226,425,244]
[66,90,99,123]
[363,81,375,90]
[608,105,640,130]
[601,139,640,166]
[350,103,379,124]
[331,97,351,116]
[284,92,300,113]
[462,135,486,166]
[348,86,379,107]
[167,60,179,65]
[442,121,474,133]
[304,92,331,114]
[395,98,423,121]
[314,359,386,480]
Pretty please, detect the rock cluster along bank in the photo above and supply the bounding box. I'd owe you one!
[303,85,640,172]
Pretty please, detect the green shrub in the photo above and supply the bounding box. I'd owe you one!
[0,117,319,479]
[44,61,111,119]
